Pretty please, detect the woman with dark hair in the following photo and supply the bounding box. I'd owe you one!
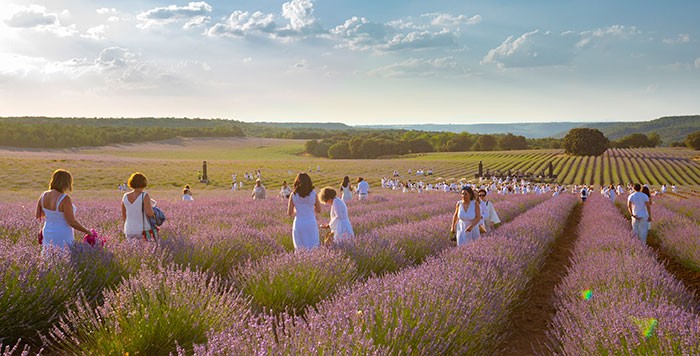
[288,173,321,250]
[450,186,481,246]
[340,176,353,202]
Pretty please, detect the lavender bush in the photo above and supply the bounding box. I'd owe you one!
[231,248,357,315]
[651,204,700,272]
[0,241,80,348]
[46,265,252,355]
[333,231,414,278]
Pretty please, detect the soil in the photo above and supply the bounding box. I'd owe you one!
[497,204,583,355]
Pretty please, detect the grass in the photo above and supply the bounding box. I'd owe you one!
[1,139,698,193]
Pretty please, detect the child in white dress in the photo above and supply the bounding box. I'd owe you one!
[319,187,354,242]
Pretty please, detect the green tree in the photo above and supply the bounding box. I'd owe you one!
[497,133,528,150]
[471,134,497,151]
[563,128,609,156]
[327,141,351,159]
[685,131,700,150]
[406,138,434,153]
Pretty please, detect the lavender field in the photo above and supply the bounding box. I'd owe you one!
[1,188,699,354]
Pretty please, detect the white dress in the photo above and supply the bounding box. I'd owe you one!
[456,200,480,246]
[292,190,319,250]
[41,193,75,249]
[340,184,353,202]
[123,193,152,239]
[329,198,354,241]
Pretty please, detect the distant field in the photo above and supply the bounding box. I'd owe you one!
[1,138,699,196]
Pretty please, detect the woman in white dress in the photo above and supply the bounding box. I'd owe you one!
[35,169,93,253]
[319,187,354,242]
[122,172,158,241]
[477,189,500,233]
[280,180,292,199]
[182,185,194,201]
[288,173,321,250]
[252,179,266,200]
[451,186,481,246]
[340,176,353,202]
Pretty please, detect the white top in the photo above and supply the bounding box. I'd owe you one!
[292,190,319,249]
[41,193,75,248]
[182,194,194,201]
[627,191,650,218]
[280,186,292,198]
[329,198,354,241]
[123,192,152,237]
[252,186,266,200]
[357,180,369,194]
[340,184,353,202]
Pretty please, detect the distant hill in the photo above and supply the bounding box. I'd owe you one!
[356,122,587,138]
[580,116,700,145]
[358,115,700,145]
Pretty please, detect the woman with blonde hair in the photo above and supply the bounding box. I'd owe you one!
[288,173,321,250]
[35,169,93,251]
[252,179,266,200]
[121,172,158,241]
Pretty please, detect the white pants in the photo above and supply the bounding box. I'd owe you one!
[632,217,649,244]
[358,193,368,201]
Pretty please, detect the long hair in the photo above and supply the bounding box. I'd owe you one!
[49,169,73,193]
[293,173,314,197]
[341,176,350,188]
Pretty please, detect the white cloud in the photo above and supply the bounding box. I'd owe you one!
[695,58,700,69]
[423,13,482,27]
[206,10,276,38]
[663,33,690,45]
[242,57,253,63]
[281,0,317,31]
[81,24,106,40]
[367,56,463,78]
[107,16,120,23]
[96,8,118,15]
[482,25,643,68]
[137,1,212,29]
[328,16,459,52]
[4,4,78,37]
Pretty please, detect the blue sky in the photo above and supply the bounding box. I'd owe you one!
[1,0,698,124]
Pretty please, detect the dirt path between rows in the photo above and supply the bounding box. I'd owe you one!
[497,203,582,355]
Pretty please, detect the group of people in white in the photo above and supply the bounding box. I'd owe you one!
[39,170,163,254]
[40,166,667,255]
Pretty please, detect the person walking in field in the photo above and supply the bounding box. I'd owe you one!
[340,176,353,202]
[288,173,321,250]
[356,177,370,200]
[35,169,94,253]
[580,185,589,203]
[182,184,194,201]
[280,180,292,200]
[318,187,354,242]
[608,184,616,204]
[451,186,481,246]
[627,183,652,244]
[252,179,266,200]
[122,172,159,241]
[478,189,500,233]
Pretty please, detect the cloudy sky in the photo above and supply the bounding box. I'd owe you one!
[1,0,699,124]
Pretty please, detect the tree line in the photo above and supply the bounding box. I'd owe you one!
[304,131,534,159]
[0,120,244,148]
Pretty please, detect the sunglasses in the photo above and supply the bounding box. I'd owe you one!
[479,194,486,197]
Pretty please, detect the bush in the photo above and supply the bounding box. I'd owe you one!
[47,266,251,355]
[685,131,700,150]
[232,248,357,315]
[563,128,609,156]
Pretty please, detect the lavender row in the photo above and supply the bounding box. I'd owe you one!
[546,194,700,354]
[651,203,700,272]
[657,196,700,224]
[193,194,578,354]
